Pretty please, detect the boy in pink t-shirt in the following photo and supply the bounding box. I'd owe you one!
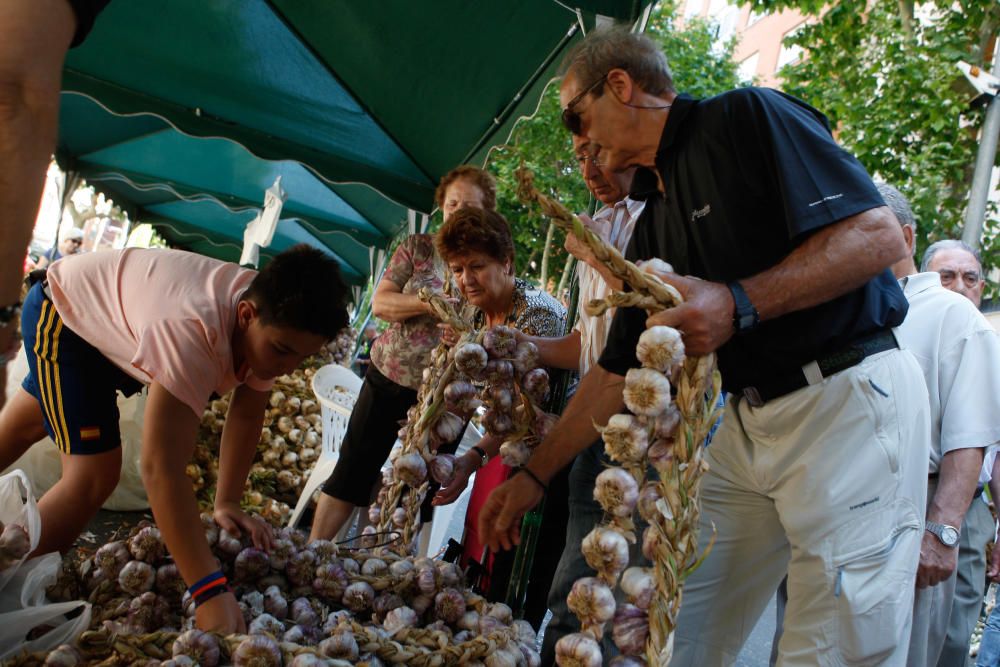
[0,244,348,634]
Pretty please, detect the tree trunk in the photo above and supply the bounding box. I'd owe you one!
[539,219,556,294]
[556,253,576,300]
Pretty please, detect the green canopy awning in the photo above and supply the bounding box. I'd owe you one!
[59,0,652,279]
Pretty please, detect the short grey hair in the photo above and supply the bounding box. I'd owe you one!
[559,26,675,98]
[920,239,982,273]
[875,182,915,231]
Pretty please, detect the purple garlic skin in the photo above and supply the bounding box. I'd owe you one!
[44,644,83,667]
[432,411,465,446]
[318,631,360,661]
[343,581,376,613]
[127,591,170,633]
[286,550,317,588]
[234,547,270,582]
[430,454,457,485]
[118,560,156,596]
[393,451,428,487]
[216,529,244,560]
[454,342,489,377]
[268,538,294,570]
[522,368,550,404]
[248,613,284,637]
[483,409,515,437]
[155,562,186,601]
[172,629,221,667]
[127,526,165,563]
[314,561,350,600]
[444,380,477,412]
[612,603,650,656]
[232,635,282,667]
[373,592,405,622]
[485,359,515,384]
[483,325,518,359]
[513,340,539,375]
[490,386,514,412]
[262,585,288,619]
[291,596,320,627]
[94,541,129,576]
[434,587,467,624]
[383,606,418,636]
[555,632,603,667]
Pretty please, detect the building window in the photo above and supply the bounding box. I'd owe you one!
[747,9,769,26]
[778,25,805,69]
[738,53,760,84]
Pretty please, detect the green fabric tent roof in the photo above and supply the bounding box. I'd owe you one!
[59,0,652,280]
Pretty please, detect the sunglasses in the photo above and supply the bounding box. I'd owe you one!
[561,73,607,135]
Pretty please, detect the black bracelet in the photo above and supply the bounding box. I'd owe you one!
[193,583,231,607]
[470,446,489,468]
[514,466,547,494]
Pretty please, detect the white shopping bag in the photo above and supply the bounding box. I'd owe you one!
[0,471,90,659]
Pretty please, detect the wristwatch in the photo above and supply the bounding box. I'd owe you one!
[925,521,960,547]
[726,281,759,334]
[470,446,489,469]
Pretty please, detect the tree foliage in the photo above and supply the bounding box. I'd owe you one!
[475,2,742,291]
[767,0,999,291]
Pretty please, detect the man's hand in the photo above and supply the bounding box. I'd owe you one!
[195,590,246,633]
[916,532,958,588]
[214,501,273,551]
[989,535,1000,582]
[641,267,735,356]
[477,473,544,552]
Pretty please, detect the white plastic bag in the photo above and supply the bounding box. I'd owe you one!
[0,471,90,659]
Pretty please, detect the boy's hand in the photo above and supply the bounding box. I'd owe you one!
[214,501,274,551]
[195,590,246,633]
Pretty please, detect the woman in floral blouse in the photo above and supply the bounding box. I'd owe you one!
[431,206,566,609]
[309,166,497,541]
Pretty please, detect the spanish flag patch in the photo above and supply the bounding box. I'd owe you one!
[80,427,101,441]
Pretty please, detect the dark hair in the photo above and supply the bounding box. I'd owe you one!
[559,26,675,99]
[243,244,349,339]
[435,207,515,269]
[434,165,497,211]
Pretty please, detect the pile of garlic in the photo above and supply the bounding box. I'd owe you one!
[374,323,556,553]
[556,326,693,667]
[42,517,538,667]
[192,363,333,527]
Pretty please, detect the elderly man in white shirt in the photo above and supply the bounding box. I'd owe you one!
[876,183,1000,667]
[516,136,644,663]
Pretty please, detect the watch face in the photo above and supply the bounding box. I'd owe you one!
[942,526,960,546]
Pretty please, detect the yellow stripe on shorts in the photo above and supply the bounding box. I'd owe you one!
[33,301,62,452]
[49,317,72,452]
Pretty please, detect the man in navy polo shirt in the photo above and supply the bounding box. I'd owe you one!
[478,27,931,666]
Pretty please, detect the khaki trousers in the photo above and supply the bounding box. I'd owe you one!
[672,349,930,666]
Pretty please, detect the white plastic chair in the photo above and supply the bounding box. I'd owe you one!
[287,364,363,528]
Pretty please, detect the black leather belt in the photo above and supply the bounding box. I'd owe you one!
[739,329,899,408]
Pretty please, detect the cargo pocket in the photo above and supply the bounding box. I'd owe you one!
[852,365,900,475]
[833,507,920,664]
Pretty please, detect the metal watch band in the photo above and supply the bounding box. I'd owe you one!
[925,520,960,547]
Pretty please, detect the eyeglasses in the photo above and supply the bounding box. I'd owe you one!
[937,269,982,288]
[561,74,608,135]
[66,239,83,246]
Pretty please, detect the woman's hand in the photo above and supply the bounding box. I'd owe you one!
[432,453,479,505]
[437,323,461,347]
[195,590,246,633]
[214,501,274,551]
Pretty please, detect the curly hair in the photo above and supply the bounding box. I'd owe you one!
[243,244,350,339]
[434,165,497,211]
[435,207,515,270]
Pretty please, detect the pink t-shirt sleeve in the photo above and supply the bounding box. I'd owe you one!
[131,319,222,418]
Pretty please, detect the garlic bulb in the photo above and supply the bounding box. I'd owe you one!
[172,629,220,667]
[483,325,518,358]
[286,550,317,588]
[623,368,672,416]
[485,359,515,385]
[277,416,294,434]
[479,614,506,635]
[486,602,514,624]
[95,541,129,576]
[654,404,681,439]
[555,632,602,667]
[567,577,616,628]
[118,560,155,595]
[361,557,388,577]
[484,646,520,667]
[490,385,514,412]
[388,558,413,578]
[457,609,480,632]
[620,566,655,610]
[522,368,550,404]
[513,619,538,646]
[581,527,630,581]
[234,547,270,582]
[434,587,466,623]
[308,538,338,563]
[519,643,543,667]
[534,411,559,439]
[373,592,405,621]
[383,606,418,636]
[343,581,376,613]
[599,414,649,464]
[437,560,463,587]
[127,592,170,632]
[289,656,326,667]
[641,525,662,562]
[393,451,428,486]
[636,326,685,372]
[410,593,433,616]
[155,563,185,600]
[416,565,437,596]
[608,656,648,666]
[636,482,662,523]
[216,529,244,560]
[483,408,515,437]
[612,603,650,656]
[291,597,319,627]
[248,613,284,637]
[455,342,489,377]
[593,468,639,518]
[262,585,288,619]
[444,380,477,412]
[319,632,360,661]
[313,562,349,599]
[341,557,360,575]
[432,411,465,445]
[128,526,165,563]
[232,635,282,667]
[646,439,673,471]
[44,644,83,667]
[268,391,286,408]
[430,454,457,485]
[268,538,294,571]
[499,440,533,467]
[513,340,539,375]
[367,506,382,524]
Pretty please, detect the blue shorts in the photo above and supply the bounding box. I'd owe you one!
[20,283,142,455]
